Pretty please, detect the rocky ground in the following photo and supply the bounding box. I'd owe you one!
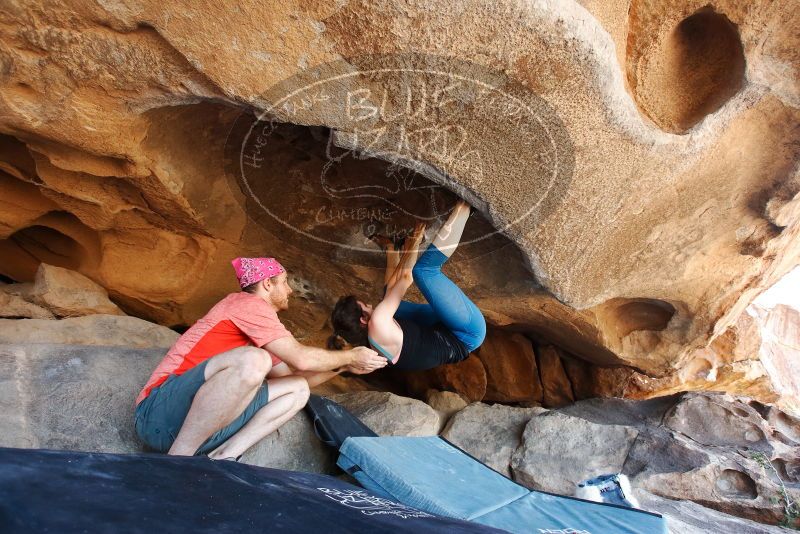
[1,269,798,532]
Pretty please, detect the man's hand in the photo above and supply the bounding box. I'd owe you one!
[346,346,388,374]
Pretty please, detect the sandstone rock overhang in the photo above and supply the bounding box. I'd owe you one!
[0,0,798,395]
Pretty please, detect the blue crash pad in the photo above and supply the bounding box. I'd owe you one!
[339,435,529,519]
[473,490,666,534]
[337,436,668,534]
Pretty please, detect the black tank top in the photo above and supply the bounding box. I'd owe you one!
[390,318,470,371]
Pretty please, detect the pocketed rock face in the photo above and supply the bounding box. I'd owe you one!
[600,300,800,413]
[0,1,799,401]
[663,394,772,450]
[511,393,800,527]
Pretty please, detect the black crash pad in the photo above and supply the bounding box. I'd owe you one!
[305,394,378,448]
[0,447,503,533]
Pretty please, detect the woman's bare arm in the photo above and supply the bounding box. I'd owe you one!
[386,223,426,288]
[384,242,400,286]
[370,225,426,339]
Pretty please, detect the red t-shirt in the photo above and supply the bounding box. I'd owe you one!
[136,292,292,405]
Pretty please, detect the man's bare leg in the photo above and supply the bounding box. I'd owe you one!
[432,200,470,258]
[207,376,311,460]
[168,347,272,456]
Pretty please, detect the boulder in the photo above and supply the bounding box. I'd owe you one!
[310,374,374,396]
[0,315,179,348]
[240,410,336,474]
[404,355,488,402]
[425,389,468,433]
[535,345,575,408]
[28,264,124,317]
[0,343,162,452]
[511,411,638,493]
[0,341,336,474]
[476,329,543,403]
[0,291,54,319]
[561,356,594,400]
[442,403,545,477]
[539,393,800,528]
[331,391,439,436]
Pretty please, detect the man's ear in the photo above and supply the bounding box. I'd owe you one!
[261,278,271,292]
[359,315,368,326]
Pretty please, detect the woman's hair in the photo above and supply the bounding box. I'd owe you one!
[327,295,369,350]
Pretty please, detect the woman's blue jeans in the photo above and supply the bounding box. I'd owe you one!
[395,244,486,352]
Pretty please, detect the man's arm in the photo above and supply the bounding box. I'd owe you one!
[268,361,341,388]
[264,336,386,373]
[296,370,341,388]
[267,361,294,377]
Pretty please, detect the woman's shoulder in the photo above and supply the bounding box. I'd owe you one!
[368,315,404,340]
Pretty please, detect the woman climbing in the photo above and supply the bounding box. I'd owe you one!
[327,200,486,370]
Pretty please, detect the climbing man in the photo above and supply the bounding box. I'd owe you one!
[134,257,386,460]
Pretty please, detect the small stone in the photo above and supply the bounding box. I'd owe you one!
[425,389,468,433]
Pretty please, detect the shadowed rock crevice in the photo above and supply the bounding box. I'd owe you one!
[224,111,533,272]
[0,211,101,281]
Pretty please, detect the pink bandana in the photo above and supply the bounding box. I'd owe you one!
[231,257,286,288]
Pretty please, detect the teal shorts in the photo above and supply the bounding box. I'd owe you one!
[134,359,269,455]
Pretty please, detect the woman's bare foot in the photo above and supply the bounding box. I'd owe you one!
[432,201,471,257]
[455,199,472,215]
